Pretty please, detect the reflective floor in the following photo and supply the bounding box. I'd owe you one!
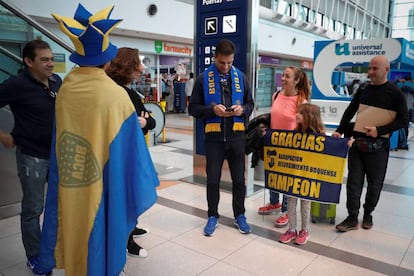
[1,112,414,276]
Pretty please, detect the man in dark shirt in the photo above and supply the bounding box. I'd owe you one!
[332,55,408,232]
[189,39,254,236]
[0,40,62,270]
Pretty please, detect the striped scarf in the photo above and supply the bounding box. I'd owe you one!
[203,64,245,132]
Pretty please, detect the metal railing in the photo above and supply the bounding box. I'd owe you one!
[0,0,73,53]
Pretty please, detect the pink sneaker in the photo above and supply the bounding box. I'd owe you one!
[274,213,288,228]
[295,229,310,245]
[279,229,297,243]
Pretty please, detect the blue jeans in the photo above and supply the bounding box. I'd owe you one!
[16,147,49,258]
[269,191,288,212]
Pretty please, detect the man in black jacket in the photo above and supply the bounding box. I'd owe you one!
[332,55,408,232]
[189,39,254,236]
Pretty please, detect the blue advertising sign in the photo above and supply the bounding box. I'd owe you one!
[311,38,414,128]
[196,0,249,75]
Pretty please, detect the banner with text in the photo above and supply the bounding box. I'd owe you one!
[264,129,349,204]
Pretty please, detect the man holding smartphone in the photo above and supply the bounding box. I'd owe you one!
[189,39,254,236]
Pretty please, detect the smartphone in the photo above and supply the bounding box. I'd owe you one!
[225,107,234,112]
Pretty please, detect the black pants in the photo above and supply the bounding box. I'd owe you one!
[346,141,390,218]
[205,139,246,218]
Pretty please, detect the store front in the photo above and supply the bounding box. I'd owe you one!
[130,40,194,104]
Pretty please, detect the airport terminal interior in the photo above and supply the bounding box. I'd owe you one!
[0,112,414,275]
[1,0,414,275]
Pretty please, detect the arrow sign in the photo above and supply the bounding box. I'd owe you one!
[205,17,218,35]
[223,15,236,33]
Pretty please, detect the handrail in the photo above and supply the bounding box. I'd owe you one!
[0,0,74,53]
[0,67,12,76]
[0,45,22,64]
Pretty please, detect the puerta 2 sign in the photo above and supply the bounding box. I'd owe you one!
[195,0,251,155]
[311,38,414,128]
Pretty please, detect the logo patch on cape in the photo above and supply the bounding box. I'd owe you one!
[57,131,101,187]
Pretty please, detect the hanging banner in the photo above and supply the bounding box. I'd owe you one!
[263,129,350,204]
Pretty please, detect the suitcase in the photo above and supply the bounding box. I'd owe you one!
[311,202,336,224]
[389,130,398,151]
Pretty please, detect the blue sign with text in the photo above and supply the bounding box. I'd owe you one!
[196,0,248,75]
[195,0,250,155]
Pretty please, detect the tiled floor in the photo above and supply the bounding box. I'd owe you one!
[1,112,414,276]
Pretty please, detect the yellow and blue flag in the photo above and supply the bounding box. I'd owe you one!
[264,129,349,204]
[38,67,159,275]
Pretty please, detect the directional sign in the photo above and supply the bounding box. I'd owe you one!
[205,17,218,35]
[223,15,237,33]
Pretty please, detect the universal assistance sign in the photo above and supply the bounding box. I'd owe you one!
[263,130,350,204]
[311,38,414,128]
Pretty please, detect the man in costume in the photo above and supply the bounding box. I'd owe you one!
[35,4,159,275]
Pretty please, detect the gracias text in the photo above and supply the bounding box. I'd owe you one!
[266,131,326,198]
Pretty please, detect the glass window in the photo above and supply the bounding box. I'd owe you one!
[292,3,299,18]
[298,5,308,22]
[328,18,335,32]
[315,12,323,26]
[259,0,272,9]
[392,1,414,40]
[277,0,291,16]
[309,9,315,23]
[347,26,354,39]
[322,15,329,29]
[334,20,342,32]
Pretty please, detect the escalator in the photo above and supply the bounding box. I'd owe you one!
[0,0,73,218]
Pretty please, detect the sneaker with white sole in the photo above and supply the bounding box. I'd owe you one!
[26,256,52,275]
[127,237,148,258]
[279,229,297,243]
[204,216,219,236]
[234,214,251,234]
[258,203,281,215]
[274,213,289,228]
[295,229,310,245]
